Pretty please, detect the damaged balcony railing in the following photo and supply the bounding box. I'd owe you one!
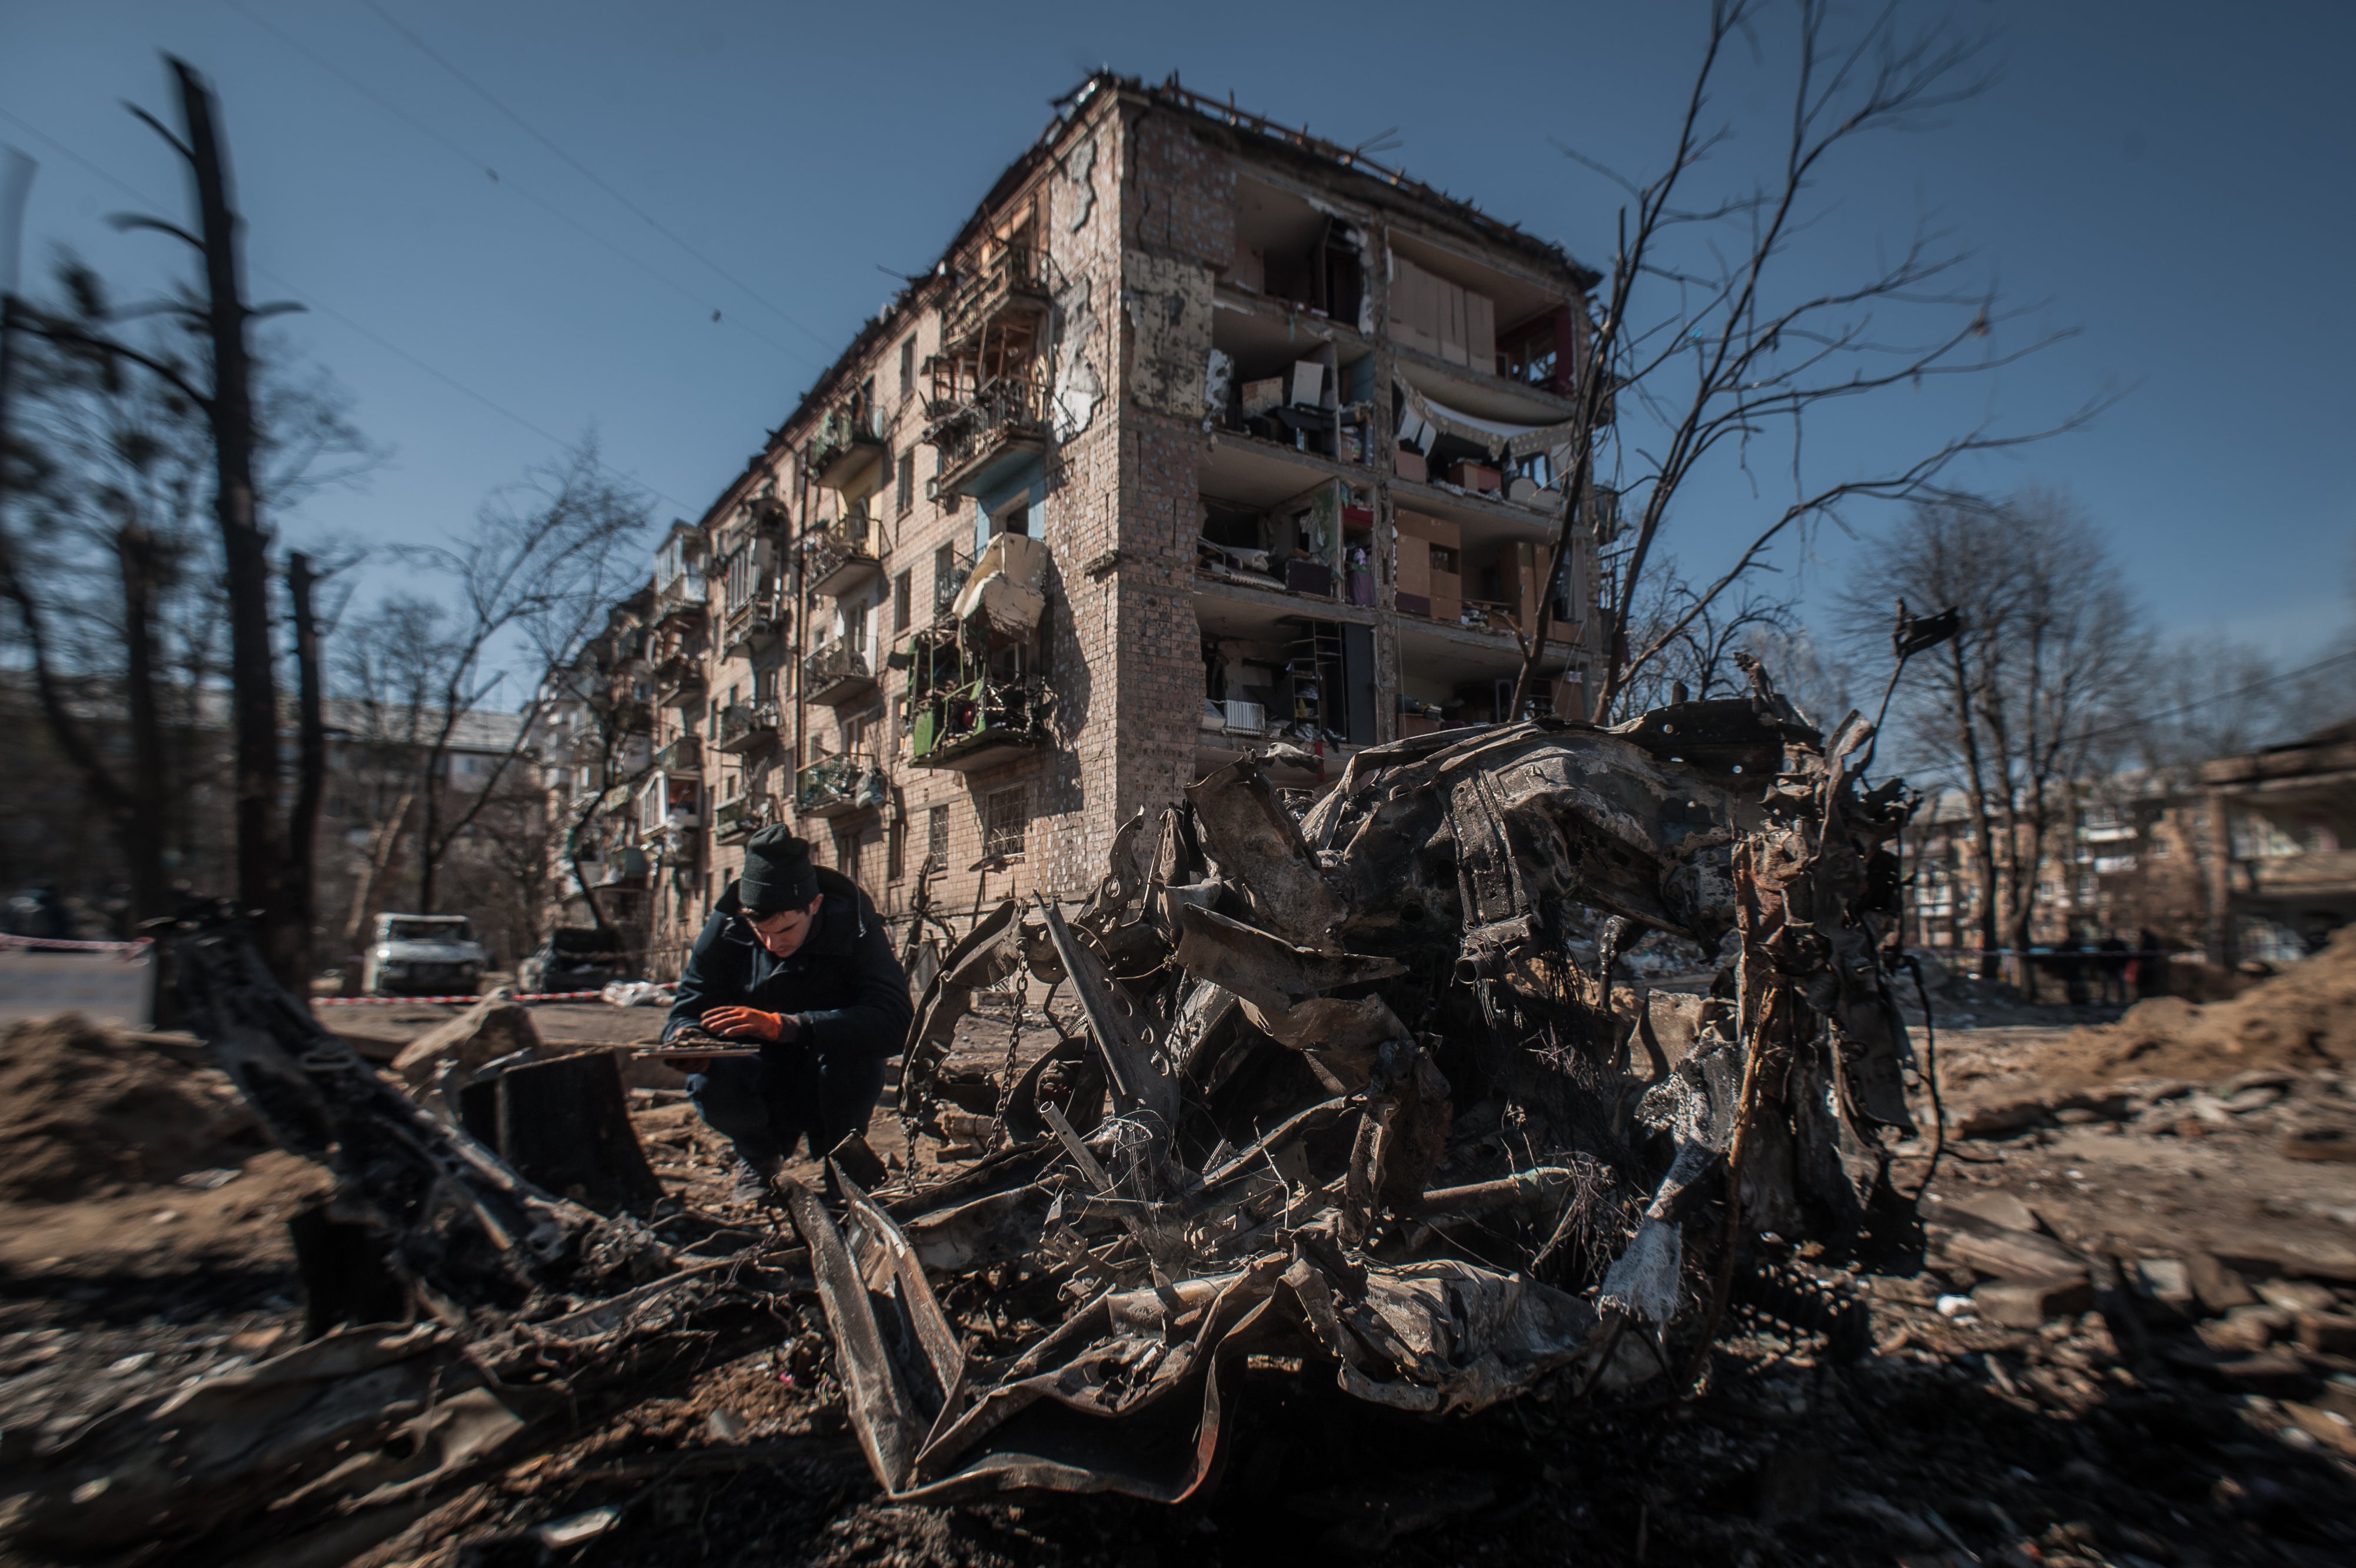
[712,789,776,842]
[650,649,705,705]
[939,242,1056,349]
[926,373,1054,497]
[909,671,1055,772]
[808,397,885,491]
[721,586,787,657]
[803,511,881,601]
[716,700,779,755]
[654,567,707,627]
[802,639,876,706]
[931,544,974,619]
[795,752,888,819]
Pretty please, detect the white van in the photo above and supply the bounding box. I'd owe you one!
[363,913,488,996]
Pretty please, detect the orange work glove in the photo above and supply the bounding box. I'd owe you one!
[700,1006,795,1044]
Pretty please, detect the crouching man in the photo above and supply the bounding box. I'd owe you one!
[665,827,912,1204]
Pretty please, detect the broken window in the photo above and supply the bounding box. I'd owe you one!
[926,803,949,869]
[893,570,912,633]
[896,449,916,517]
[899,334,916,400]
[887,816,906,882]
[981,784,1025,859]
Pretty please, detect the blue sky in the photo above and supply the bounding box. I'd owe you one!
[5,0,2352,676]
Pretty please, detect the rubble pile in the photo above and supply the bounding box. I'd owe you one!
[2079,926,2356,1081]
[0,1015,258,1201]
[847,691,1928,1501]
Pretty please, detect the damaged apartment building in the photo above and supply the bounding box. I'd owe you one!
[624,76,1608,965]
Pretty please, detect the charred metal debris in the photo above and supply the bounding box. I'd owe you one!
[4,681,1928,1556]
[850,678,1928,1501]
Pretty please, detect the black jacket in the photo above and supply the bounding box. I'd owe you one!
[665,869,913,1063]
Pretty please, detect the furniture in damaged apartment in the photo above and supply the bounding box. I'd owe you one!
[1196,479,1372,609]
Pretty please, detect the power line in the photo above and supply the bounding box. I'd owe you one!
[354,0,837,354]
[2078,644,2356,746]
[221,0,820,373]
[0,105,697,513]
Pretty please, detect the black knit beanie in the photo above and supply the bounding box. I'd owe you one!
[738,828,819,915]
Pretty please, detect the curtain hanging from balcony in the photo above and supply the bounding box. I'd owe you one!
[1393,377,1577,467]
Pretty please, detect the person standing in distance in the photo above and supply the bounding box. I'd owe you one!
[663,828,912,1204]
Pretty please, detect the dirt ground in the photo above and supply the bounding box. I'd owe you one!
[5,971,2356,1567]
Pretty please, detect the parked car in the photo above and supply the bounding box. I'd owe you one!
[362,913,489,996]
[516,927,633,995]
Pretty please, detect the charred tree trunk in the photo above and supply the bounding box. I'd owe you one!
[287,551,328,972]
[171,59,291,984]
[115,523,174,921]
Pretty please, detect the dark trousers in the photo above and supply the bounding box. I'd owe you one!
[688,1045,886,1165]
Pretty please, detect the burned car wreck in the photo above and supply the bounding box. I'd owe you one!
[838,676,1926,1501]
[2,678,1927,1557]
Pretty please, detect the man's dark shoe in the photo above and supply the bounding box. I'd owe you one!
[729,1152,783,1206]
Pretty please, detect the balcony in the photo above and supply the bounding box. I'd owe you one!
[646,823,700,865]
[654,569,707,626]
[713,790,777,844]
[654,733,702,774]
[795,753,888,820]
[721,589,789,658]
[803,640,877,707]
[803,513,883,601]
[716,701,780,755]
[808,401,885,491]
[911,672,1055,773]
[637,773,701,838]
[650,652,706,706]
[932,545,974,620]
[926,373,1054,499]
[941,244,1056,351]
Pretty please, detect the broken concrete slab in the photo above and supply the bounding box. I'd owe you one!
[2132,1257,2197,1316]
[2297,1313,2356,1356]
[1935,1190,2043,1235]
[388,990,545,1087]
[1970,1276,2094,1329]
[2258,1278,2340,1315]
[2195,1304,2294,1353]
[2186,1253,2259,1314]
[1942,1227,2086,1283]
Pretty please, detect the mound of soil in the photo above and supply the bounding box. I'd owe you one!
[2064,926,2356,1084]
[0,1014,261,1201]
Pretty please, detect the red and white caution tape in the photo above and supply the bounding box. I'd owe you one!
[0,932,154,960]
[314,990,612,1008]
